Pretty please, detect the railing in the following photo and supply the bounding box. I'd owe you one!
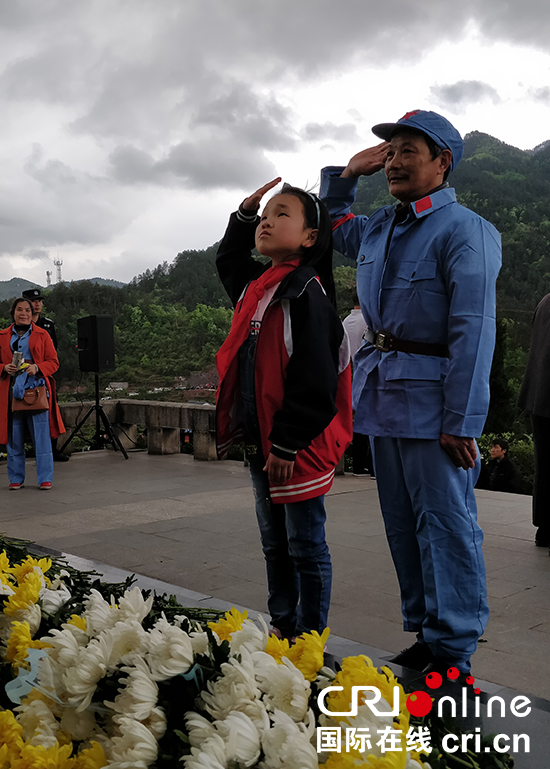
[58,399,217,459]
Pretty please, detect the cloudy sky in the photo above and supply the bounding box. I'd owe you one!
[1,0,550,286]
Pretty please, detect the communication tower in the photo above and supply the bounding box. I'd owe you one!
[53,259,63,284]
[46,270,52,287]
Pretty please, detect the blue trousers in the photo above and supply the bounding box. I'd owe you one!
[249,463,332,637]
[372,437,489,672]
[8,411,53,485]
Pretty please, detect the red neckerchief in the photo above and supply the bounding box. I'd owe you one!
[216,258,300,380]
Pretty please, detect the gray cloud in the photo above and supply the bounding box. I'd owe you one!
[529,86,550,104]
[302,122,360,143]
[1,0,550,279]
[430,80,501,111]
[110,139,277,191]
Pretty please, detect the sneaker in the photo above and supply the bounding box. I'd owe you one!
[387,642,434,670]
[39,482,52,490]
[422,659,469,684]
[352,471,369,477]
[53,452,69,462]
[9,483,22,490]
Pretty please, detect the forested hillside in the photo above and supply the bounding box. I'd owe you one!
[0,130,548,433]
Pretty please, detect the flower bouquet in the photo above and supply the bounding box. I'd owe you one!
[0,536,513,768]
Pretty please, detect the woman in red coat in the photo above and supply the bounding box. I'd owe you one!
[0,298,65,489]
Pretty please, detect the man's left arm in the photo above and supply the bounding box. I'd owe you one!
[440,217,502,467]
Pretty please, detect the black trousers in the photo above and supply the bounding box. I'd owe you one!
[531,414,550,532]
[352,432,374,475]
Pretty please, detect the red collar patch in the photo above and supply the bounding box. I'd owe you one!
[415,196,432,214]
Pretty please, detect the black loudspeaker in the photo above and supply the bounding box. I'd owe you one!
[77,315,116,372]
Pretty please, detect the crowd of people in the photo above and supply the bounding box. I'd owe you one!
[0,108,545,680]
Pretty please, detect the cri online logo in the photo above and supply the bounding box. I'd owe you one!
[318,667,479,719]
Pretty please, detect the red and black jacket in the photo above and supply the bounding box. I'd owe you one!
[215,212,352,503]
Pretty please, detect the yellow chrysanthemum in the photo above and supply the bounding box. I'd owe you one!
[56,730,73,748]
[327,656,407,720]
[264,633,291,663]
[10,741,75,769]
[207,607,248,641]
[286,627,329,682]
[0,710,24,766]
[324,752,362,768]
[6,621,52,668]
[3,572,43,616]
[0,743,9,769]
[66,615,87,632]
[0,551,14,587]
[9,556,52,585]
[72,742,107,769]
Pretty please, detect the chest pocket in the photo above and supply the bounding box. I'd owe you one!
[397,259,438,282]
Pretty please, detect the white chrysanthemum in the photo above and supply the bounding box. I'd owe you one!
[0,582,15,596]
[49,569,70,589]
[142,706,167,741]
[12,602,42,637]
[83,589,119,635]
[63,632,113,711]
[406,761,429,769]
[144,616,194,681]
[252,652,310,722]
[185,711,217,749]
[199,651,261,721]
[106,657,159,721]
[41,626,82,668]
[39,582,71,614]
[117,586,154,624]
[190,629,209,656]
[108,717,158,768]
[183,733,227,769]
[107,619,148,670]
[16,699,59,747]
[215,711,261,768]
[260,709,318,768]
[230,619,268,655]
[59,706,97,741]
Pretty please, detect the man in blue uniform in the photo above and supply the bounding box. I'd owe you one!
[320,110,501,675]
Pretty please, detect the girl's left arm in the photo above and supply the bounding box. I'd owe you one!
[269,284,342,452]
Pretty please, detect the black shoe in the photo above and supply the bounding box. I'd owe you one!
[53,452,70,462]
[422,659,469,684]
[387,642,434,670]
[535,529,550,547]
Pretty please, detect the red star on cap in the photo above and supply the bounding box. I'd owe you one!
[401,110,419,120]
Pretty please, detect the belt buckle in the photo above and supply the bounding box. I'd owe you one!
[374,331,392,352]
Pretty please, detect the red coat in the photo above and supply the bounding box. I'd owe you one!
[0,324,65,444]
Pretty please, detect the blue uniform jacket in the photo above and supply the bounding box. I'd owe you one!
[320,168,502,439]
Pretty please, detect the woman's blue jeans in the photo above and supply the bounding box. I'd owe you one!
[249,462,332,637]
[8,411,53,485]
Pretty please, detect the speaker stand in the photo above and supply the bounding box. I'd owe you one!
[59,373,129,459]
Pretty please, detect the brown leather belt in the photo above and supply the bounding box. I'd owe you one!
[364,329,449,358]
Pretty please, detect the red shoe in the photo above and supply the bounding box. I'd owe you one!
[39,482,52,490]
[9,483,22,490]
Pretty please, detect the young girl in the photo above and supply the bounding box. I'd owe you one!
[215,179,352,638]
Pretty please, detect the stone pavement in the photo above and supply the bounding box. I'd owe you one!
[0,449,549,704]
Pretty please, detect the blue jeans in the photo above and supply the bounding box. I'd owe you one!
[249,462,332,636]
[372,436,489,672]
[8,411,53,485]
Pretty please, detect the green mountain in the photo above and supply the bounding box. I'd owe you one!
[0,278,40,301]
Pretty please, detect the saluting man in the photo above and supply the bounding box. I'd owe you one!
[320,110,501,676]
[22,288,68,462]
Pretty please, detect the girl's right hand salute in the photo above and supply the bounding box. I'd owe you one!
[241,177,282,214]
